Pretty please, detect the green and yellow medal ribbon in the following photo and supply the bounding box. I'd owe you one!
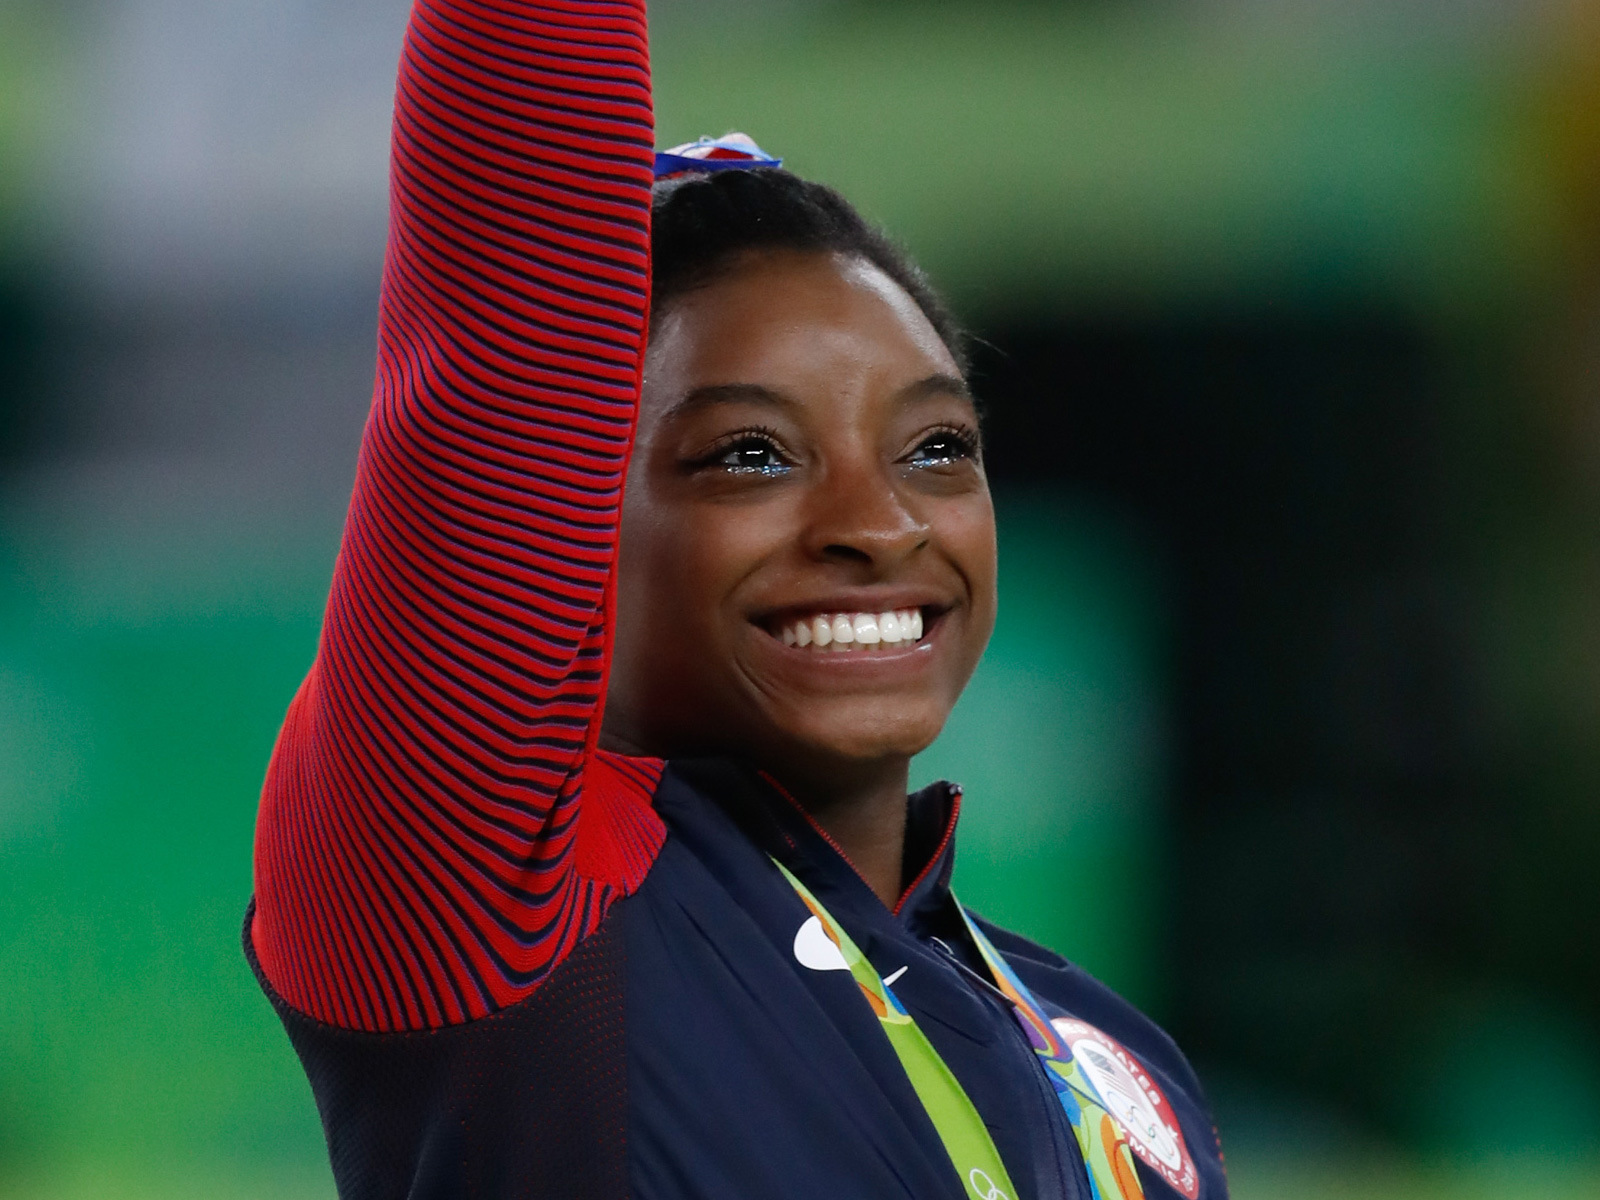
[773,859,1144,1200]
[774,861,1019,1200]
[957,909,1146,1200]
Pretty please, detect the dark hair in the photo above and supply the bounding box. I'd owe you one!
[649,168,968,375]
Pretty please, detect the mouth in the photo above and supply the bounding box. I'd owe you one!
[759,606,942,653]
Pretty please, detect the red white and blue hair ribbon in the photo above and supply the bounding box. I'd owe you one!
[654,133,782,180]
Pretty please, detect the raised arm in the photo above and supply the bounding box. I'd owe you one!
[250,0,664,1033]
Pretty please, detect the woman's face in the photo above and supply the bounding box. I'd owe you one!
[604,249,997,785]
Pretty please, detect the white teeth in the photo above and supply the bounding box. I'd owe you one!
[776,608,928,651]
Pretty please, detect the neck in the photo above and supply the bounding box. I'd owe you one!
[772,758,911,910]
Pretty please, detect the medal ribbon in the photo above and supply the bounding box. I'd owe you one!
[773,860,1145,1200]
[956,909,1146,1200]
[774,860,1019,1200]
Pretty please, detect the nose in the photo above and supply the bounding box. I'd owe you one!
[800,457,929,570]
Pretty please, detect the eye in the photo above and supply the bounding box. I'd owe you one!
[694,429,794,476]
[904,426,980,468]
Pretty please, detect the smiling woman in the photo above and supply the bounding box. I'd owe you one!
[244,3,1225,1199]
[608,246,997,905]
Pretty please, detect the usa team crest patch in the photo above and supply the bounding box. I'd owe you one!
[1050,1018,1200,1199]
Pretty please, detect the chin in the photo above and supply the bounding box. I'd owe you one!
[772,706,947,770]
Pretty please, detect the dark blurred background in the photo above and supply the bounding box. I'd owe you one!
[2,1,1598,1196]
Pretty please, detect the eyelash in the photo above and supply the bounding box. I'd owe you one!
[687,422,981,476]
[906,424,981,466]
[690,426,793,476]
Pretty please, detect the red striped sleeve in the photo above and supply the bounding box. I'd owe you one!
[251,0,666,1033]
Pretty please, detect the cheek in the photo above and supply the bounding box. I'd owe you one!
[938,494,999,625]
[619,497,787,642]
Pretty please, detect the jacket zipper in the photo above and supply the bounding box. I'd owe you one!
[930,937,1090,1200]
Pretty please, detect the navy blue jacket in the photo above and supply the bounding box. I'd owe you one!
[251,761,1226,1200]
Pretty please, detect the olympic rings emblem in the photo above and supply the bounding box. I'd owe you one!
[968,1168,1010,1200]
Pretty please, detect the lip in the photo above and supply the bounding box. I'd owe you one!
[741,602,956,688]
[749,591,953,637]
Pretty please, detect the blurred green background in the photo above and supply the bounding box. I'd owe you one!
[3,0,1599,1196]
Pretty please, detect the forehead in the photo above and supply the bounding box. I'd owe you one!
[642,250,961,419]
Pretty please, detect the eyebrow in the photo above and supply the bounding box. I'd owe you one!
[664,373,973,422]
[897,373,974,408]
[665,383,798,422]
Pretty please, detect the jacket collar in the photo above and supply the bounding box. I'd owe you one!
[668,758,963,938]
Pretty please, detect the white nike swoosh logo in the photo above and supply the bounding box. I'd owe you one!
[793,915,850,972]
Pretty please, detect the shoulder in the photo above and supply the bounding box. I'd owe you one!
[969,912,1229,1200]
